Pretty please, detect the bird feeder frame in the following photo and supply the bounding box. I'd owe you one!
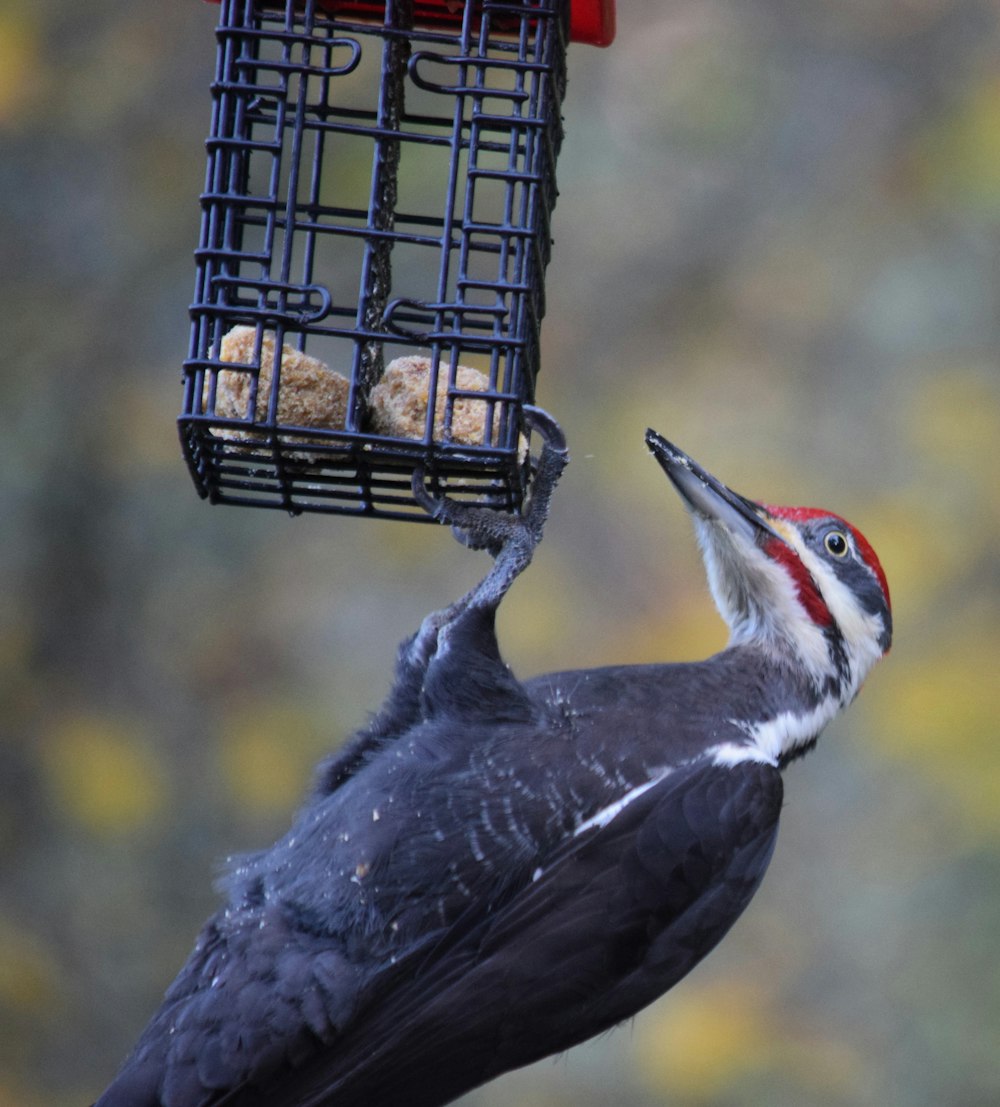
[180,0,610,520]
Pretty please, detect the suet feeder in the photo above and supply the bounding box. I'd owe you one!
[180,0,614,520]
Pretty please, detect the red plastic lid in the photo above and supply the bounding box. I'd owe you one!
[205,2,615,46]
[569,0,614,46]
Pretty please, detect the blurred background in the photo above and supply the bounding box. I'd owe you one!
[2,0,999,1103]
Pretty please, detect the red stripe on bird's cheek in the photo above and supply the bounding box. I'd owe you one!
[763,538,834,627]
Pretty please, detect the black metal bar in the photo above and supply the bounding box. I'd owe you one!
[182,0,568,521]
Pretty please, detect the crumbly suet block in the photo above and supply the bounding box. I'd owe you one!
[209,326,349,439]
[370,356,509,447]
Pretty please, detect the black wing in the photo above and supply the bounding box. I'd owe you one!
[185,756,782,1107]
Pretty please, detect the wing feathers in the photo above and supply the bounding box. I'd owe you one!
[227,760,783,1107]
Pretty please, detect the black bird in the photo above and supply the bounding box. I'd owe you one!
[95,411,891,1107]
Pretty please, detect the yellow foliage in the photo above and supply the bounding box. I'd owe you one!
[0,916,60,1014]
[633,981,867,1102]
[913,74,1000,209]
[41,714,165,835]
[632,982,771,1100]
[875,368,1000,614]
[0,9,45,127]
[866,627,1000,836]
[0,1082,50,1107]
[857,493,972,622]
[906,370,1000,490]
[216,701,325,815]
[500,562,579,667]
[600,592,729,668]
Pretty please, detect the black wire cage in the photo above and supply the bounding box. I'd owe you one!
[180,0,611,521]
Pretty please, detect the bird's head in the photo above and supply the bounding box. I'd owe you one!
[646,430,892,703]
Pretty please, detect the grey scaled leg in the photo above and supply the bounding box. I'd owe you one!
[407,408,568,722]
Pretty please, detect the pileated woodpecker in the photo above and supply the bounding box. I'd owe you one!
[95,411,891,1107]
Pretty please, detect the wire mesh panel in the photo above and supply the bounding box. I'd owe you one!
[180,0,569,519]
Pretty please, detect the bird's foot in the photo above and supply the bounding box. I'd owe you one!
[412,406,568,556]
[412,406,569,613]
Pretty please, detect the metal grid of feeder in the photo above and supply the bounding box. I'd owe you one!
[180,0,601,520]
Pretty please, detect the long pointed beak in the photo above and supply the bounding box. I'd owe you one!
[645,430,780,545]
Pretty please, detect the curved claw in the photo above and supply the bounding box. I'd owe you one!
[519,406,569,543]
[411,466,445,521]
[522,404,568,459]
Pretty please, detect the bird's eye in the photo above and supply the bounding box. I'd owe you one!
[824,530,849,557]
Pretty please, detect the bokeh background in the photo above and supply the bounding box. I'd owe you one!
[2,0,999,1104]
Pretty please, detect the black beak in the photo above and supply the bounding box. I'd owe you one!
[645,429,780,544]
